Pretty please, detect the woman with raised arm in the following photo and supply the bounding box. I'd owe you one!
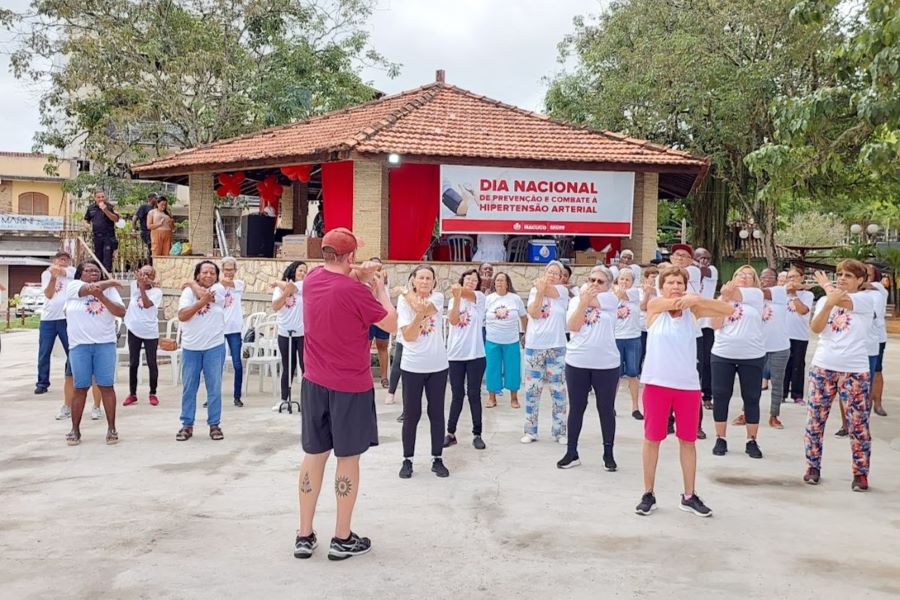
[220,257,246,407]
[385,273,414,408]
[613,269,643,420]
[484,272,526,409]
[635,266,734,517]
[64,260,126,445]
[444,269,488,450]
[521,260,570,444]
[397,265,450,479]
[783,267,813,405]
[557,265,620,471]
[123,264,162,408]
[804,263,876,491]
[271,261,307,411]
[367,258,392,390]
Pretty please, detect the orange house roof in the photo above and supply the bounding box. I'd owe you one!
[133,81,709,197]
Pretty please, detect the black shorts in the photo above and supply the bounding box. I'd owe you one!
[301,379,379,457]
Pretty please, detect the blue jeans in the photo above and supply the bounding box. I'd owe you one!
[616,337,642,378]
[181,344,225,427]
[485,340,521,392]
[37,319,70,388]
[224,332,243,400]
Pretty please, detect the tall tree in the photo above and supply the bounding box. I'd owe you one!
[2,0,397,174]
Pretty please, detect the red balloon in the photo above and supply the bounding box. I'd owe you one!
[280,164,311,183]
[216,171,245,197]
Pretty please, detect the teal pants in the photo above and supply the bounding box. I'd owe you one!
[485,340,521,393]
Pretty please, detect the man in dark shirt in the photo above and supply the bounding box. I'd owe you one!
[84,190,120,272]
[133,193,157,262]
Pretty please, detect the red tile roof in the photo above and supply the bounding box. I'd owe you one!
[133,82,709,194]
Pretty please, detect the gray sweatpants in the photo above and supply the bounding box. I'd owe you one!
[767,349,791,417]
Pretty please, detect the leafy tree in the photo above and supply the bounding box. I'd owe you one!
[776,210,846,246]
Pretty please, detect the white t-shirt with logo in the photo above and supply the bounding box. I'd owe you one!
[485,292,526,345]
[273,282,303,338]
[695,265,719,329]
[64,280,122,348]
[446,291,486,361]
[614,288,642,340]
[566,292,620,370]
[525,284,569,349]
[178,284,226,351]
[762,286,790,353]
[712,286,765,359]
[866,284,888,356]
[811,292,876,373]
[398,292,448,373]
[785,290,815,341]
[41,266,77,321]
[222,280,245,335]
[124,282,162,340]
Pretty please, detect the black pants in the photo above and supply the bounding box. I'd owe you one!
[639,331,648,373]
[565,365,618,452]
[711,354,765,424]
[278,335,304,401]
[697,328,715,401]
[401,368,448,458]
[447,358,486,436]
[140,231,152,264]
[93,234,116,272]
[783,339,809,401]
[128,331,158,395]
[388,343,403,394]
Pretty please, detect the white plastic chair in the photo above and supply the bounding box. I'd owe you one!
[157,318,183,385]
[506,236,530,262]
[243,320,280,401]
[446,235,474,262]
[239,311,267,360]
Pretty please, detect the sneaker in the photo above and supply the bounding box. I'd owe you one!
[679,494,713,517]
[520,433,538,444]
[834,427,849,438]
[851,475,869,492]
[90,406,102,420]
[327,532,372,561]
[793,397,805,405]
[34,386,48,395]
[442,434,457,448]
[123,395,138,407]
[399,459,413,479]
[293,531,317,559]
[745,439,763,459]
[712,438,727,456]
[603,449,617,472]
[472,436,486,450]
[635,492,657,516]
[431,458,450,478]
[803,467,820,485]
[149,395,159,406]
[632,410,644,420]
[696,428,707,440]
[556,452,581,469]
[233,398,243,407]
[55,405,71,420]
[396,412,405,423]
[385,392,396,405]
[555,435,568,446]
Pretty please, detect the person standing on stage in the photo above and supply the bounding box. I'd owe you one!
[133,193,157,262]
[84,190,120,273]
[148,196,174,257]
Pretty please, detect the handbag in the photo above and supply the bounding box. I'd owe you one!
[159,337,178,351]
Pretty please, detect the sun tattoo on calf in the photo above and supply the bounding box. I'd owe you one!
[300,472,312,495]
[335,475,353,498]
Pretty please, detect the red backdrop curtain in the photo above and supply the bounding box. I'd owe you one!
[388,163,440,260]
[321,161,354,231]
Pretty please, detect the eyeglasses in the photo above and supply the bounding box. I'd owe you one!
[589,277,607,284]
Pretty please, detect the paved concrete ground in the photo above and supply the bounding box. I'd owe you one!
[1,329,899,600]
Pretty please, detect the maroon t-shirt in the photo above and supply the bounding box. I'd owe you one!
[303,266,388,393]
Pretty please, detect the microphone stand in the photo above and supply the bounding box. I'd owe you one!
[278,328,302,414]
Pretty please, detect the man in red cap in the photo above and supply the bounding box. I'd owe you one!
[293,227,397,561]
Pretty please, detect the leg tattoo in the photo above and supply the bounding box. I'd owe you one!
[335,475,353,498]
[300,472,312,495]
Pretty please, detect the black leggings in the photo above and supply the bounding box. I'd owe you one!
[401,368,448,458]
[711,354,765,424]
[388,343,403,394]
[278,335,305,401]
[128,331,158,395]
[783,339,809,401]
[447,358,486,436]
[697,328,715,401]
[565,365,618,453]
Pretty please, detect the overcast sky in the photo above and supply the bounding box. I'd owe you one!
[0,0,606,153]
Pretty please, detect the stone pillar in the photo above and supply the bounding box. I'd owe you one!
[188,173,215,255]
[622,172,659,264]
[353,160,389,256]
[278,185,293,230]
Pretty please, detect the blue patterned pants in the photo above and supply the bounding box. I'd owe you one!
[523,346,567,438]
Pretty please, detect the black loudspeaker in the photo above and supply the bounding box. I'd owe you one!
[240,214,276,257]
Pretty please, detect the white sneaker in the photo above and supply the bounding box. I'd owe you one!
[384,393,395,405]
[520,433,538,444]
[90,406,102,420]
[272,401,283,412]
[55,405,71,420]
[556,435,568,446]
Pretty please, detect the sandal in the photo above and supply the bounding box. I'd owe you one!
[209,425,224,441]
[485,395,497,408]
[176,427,193,442]
[106,429,119,445]
[66,430,81,446]
[510,398,521,409]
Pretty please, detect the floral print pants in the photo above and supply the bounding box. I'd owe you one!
[523,347,567,438]
[805,367,871,476]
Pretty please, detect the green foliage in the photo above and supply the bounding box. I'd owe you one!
[776,211,845,246]
[63,172,163,209]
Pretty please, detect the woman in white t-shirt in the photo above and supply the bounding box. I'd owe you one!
[123,265,163,408]
[177,260,227,442]
[709,266,766,459]
[64,260,126,446]
[271,261,306,411]
[614,269,643,420]
[484,272,527,408]
[557,265,620,471]
[397,265,450,479]
[220,257,245,407]
[444,269,487,450]
[865,263,889,417]
[522,260,570,444]
[804,262,876,491]
[783,266,814,404]
[759,268,791,429]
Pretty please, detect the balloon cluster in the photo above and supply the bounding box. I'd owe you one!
[216,171,245,197]
[257,174,284,217]
[280,164,312,183]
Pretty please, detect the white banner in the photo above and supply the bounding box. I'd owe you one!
[0,214,65,232]
[439,165,634,236]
